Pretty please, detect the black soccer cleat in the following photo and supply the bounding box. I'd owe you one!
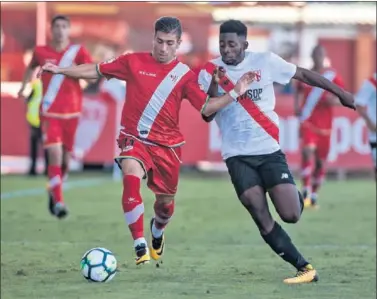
[54,202,68,219]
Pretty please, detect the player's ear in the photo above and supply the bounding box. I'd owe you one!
[176,38,182,49]
[244,41,249,50]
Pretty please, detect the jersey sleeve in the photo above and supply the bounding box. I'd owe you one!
[97,54,131,81]
[268,52,297,85]
[197,68,213,94]
[183,71,209,112]
[77,46,93,65]
[355,79,375,106]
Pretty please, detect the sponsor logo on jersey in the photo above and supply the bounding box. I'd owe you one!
[244,88,263,101]
[170,74,178,83]
[139,71,157,77]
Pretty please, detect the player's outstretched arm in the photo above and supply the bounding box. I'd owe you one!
[355,79,377,132]
[18,56,39,99]
[293,67,355,110]
[201,71,255,117]
[293,83,304,116]
[39,62,99,79]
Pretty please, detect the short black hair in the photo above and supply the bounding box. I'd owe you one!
[220,20,247,38]
[154,16,182,39]
[51,15,70,26]
[312,44,325,55]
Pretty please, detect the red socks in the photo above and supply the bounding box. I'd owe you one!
[122,175,144,241]
[122,175,175,243]
[48,165,63,203]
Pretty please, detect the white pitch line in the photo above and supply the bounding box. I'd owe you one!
[1,178,107,200]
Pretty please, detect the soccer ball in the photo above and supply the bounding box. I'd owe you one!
[80,247,117,282]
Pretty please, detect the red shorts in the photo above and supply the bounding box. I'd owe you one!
[115,134,182,195]
[300,125,331,160]
[41,117,79,152]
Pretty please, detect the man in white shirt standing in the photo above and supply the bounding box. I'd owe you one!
[198,20,355,284]
[355,73,376,177]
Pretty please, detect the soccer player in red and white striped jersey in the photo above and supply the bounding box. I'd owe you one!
[39,16,255,265]
[18,15,93,219]
[295,45,344,208]
[198,20,355,284]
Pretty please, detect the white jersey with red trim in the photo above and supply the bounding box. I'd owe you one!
[355,73,377,142]
[198,51,297,159]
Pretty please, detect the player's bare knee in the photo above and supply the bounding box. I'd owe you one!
[314,158,324,170]
[155,195,175,218]
[269,185,301,223]
[280,211,301,224]
[47,145,63,165]
[302,147,313,161]
[155,194,174,205]
[120,158,145,179]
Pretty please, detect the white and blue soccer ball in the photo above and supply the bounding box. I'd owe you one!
[80,247,117,282]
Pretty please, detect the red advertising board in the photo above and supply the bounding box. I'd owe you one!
[1,93,373,171]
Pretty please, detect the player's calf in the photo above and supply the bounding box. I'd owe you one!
[150,195,174,261]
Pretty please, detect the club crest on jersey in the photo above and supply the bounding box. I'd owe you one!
[170,74,179,83]
[252,70,262,82]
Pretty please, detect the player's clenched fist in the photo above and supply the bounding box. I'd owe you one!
[38,63,60,77]
[234,71,255,96]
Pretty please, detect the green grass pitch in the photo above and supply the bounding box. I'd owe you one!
[1,173,376,299]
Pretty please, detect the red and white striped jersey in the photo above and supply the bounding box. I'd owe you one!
[297,68,344,130]
[198,51,297,158]
[33,44,93,118]
[355,73,376,142]
[98,52,208,147]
